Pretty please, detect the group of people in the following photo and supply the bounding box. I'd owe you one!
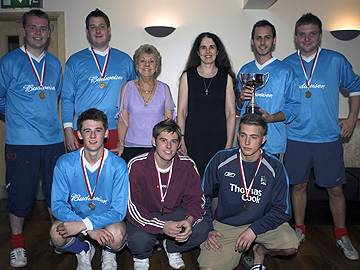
[0,6,359,270]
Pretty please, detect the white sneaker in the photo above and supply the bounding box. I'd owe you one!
[295,228,305,243]
[101,249,117,270]
[336,235,359,260]
[163,240,185,269]
[75,241,95,270]
[10,248,27,268]
[133,257,150,270]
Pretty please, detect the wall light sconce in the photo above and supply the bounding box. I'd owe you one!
[144,26,176,37]
[330,30,360,41]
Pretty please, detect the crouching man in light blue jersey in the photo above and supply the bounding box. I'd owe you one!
[50,109,128,270]
[0,9,65,268]
[237,20,300,158]
[283,13,360,260]
[61,8,136,152]
[198,114,298,270]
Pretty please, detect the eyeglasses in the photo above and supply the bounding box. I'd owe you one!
[26,25,50,33]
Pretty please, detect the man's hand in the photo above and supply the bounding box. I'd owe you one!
[240,86,254,102]
[56,221,86,238]
[88,228,114,246]
[64,127,79,151]
[340,117,357,138]
[235,227,256,252]
[174,219,193,242]
[259,109,273,122]
[178,138,187,155]
[163,220,182,238]
[203,230,224,251]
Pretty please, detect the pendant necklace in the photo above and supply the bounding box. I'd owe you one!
[202,77,214,96]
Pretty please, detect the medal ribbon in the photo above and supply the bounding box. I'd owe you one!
[239,150,262,198]
[81,148,105,200]
[298,48,319,89]
[25,47,46,87]
[155,159,174,203]
[90,47,111,78]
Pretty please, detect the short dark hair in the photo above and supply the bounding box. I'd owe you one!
[153,119,181,141]
[239,114,267,136]
[85,8,110,29]
[77,108,108,131]
[295,13,322,35]
[251,20,276,39]
[22,9,50,29]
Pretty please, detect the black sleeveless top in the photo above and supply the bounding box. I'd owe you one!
[185,67,228,175]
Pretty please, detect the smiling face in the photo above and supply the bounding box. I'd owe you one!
[238,124,266,162]
[23,15,50,53]
[77,120,108,153]
[137,53,157,79]
[86,16,111,51]
[153,131,180,169]
[252,25,275,60]
[295,23,322,57]
[198,36,218,65]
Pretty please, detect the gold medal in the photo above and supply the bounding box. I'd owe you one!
[305,90,311,98]
[88,202,96,210]
[39,91,46,99]
[99,82,107,89]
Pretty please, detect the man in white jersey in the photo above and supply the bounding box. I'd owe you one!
[61,8,136,152]
[0,9,65,268]
[283,13,360,260]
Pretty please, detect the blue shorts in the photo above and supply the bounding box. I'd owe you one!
[5,143,65,217]
[284,139,346,188]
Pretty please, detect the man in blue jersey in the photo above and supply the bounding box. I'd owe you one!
[198,114,298,270]
[50,108,128,270]
[283,13,360,260]
[237,20,299,158]
[61,8,136,152]
[0,9,65,268]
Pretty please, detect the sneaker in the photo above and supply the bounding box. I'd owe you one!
[101,249,117,270]
[10,248,27,268]
[133,257,150,270]
[336,235,359,260]
[75,241,95,270]
[295,228,305,243]
[163,240,185,269]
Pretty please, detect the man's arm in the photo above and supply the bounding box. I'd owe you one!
[127,162,166,234]
[249,162,292,235]
[341,94,360,137]
[0,58,9,114]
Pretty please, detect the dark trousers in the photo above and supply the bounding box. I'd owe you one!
[127,208,209,259]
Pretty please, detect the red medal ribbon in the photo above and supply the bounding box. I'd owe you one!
[24,47,46,87]
[298,48,319,89]
[90,47,111,78]
[81,148,105,201]
[238,150,262,198]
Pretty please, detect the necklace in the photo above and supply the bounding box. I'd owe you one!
[137,80,156,106]
[202,77,214,95]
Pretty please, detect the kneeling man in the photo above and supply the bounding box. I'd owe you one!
[198,114,298,270]
[127,119,208,270]
[50,108,128,270]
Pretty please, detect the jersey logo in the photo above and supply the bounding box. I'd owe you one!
[224,171,236,177]
[260,176,267,186]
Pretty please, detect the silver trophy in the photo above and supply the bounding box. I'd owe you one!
[240,73,269,114]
